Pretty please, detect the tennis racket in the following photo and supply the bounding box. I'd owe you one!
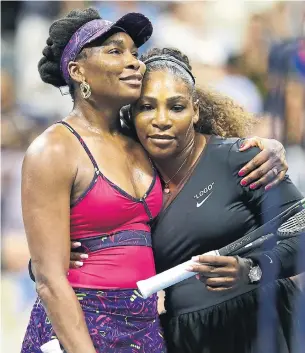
[218,197,305,256]
[232,208,305,255]
[137,198,305,298]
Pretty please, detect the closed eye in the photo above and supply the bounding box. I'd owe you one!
[108,48,121,55]
[139,104,154,111]
[171,105,185,112]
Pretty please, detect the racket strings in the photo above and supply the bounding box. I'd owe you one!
[277,209,305,236]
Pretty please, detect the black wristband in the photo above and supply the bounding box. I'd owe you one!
[28,259,36,282]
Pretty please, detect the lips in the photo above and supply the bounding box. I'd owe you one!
[148,134,175,147]
[149,134,175,140]
[119,73,143,85]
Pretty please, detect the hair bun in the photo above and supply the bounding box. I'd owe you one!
[46,37,54,46]
[42,45,54,60]
[38,7,101,90]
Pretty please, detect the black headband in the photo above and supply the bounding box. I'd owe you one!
[144,55,196,84]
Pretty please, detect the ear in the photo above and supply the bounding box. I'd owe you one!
[192,99,199,124]
[68,61,85,84]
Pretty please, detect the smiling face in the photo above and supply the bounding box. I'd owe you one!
[133,70,199,160]
[69,32,146,105]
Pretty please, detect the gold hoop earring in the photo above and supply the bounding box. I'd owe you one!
[80,80,91,99]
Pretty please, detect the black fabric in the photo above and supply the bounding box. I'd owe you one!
[160,278,301,353]
[152,136,303,352]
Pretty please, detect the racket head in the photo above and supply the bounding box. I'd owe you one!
[277,209,305,238]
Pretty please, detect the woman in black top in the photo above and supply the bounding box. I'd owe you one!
[130,48,303,353]
[70,47,303,353]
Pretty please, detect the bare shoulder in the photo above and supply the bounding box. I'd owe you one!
[23,124,77,181]
[25,124,73,159]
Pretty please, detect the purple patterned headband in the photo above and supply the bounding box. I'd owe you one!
[60,13,153,85]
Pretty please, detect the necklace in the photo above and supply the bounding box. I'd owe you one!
[162,141,195,194]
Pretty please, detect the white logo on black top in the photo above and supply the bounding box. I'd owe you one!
[194,182,214,208]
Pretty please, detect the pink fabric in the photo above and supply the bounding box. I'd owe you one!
[58,120,163,289]
[68,246,156,289]
[68,173,162,289]
[70,175,162,239]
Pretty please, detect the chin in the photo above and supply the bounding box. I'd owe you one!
[118,84,142,103]
[140,138,177,160]
[120,91,141,106]
[146,147,175,161]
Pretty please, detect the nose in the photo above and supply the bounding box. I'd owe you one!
[126,52,141,71]
[152,109,172,131]
[139,61,146,76]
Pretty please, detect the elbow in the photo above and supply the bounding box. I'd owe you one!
[36,276,53,297]
[36,281,51,300]
[31,258,69,300]
[35,271,68,300]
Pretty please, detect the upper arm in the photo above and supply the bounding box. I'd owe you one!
[228,139,303,223]
[22,129,76,284]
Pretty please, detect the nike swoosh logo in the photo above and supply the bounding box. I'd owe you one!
[264,254,273,264]
[196,192,213,207]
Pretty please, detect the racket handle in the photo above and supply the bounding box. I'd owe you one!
[137,250,219,298]
[231,233,275,256]
[218,234,255,256]
[40,339,63,353]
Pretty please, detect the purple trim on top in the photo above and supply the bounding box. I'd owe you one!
[72,230,152,253]
[57,121,158,214]
[58,121,100,172]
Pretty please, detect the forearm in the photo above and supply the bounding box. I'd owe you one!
[36,275,96,353]
[249,234,305,280]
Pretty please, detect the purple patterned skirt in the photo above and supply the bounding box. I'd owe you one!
[21,288,167,352]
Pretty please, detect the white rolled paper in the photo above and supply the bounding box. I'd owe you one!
[137,250,219,299]
[41,339,62,353]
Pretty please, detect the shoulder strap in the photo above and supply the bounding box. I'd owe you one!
[57,121,100,174]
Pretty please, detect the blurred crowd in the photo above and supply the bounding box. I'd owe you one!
[1,1,305,351]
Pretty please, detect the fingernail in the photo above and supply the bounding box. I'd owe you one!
[265,185,272,191]
[186,266,194,271]
[238,169,246,177]
[191,256,199,262]
[75,261,83,267]
[239,143,245,149]
[73,242,81,247]
[250,183,257,190]
[240,179,247,186]
[196,274,200,280]
[80,254,88,259]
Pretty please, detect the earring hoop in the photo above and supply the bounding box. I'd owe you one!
[80,80,91,99]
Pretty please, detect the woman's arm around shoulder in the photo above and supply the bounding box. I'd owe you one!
[22,126,96,353]
[238,136,288,190]
[228,139,304,280]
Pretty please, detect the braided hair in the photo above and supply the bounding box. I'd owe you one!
[139,48,256,138]
[38,8,101,97]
